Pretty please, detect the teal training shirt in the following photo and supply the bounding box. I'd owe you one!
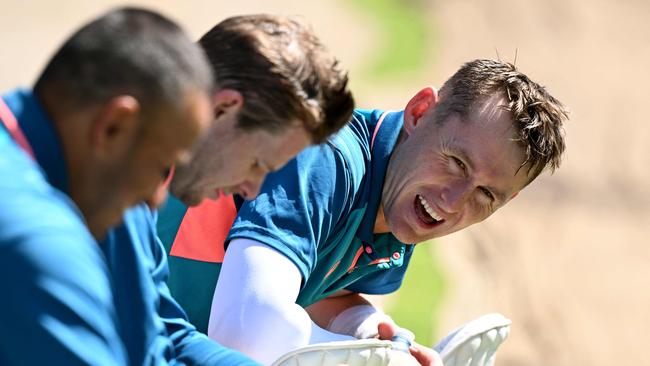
[228,109,414,306]
[102,205,259,365]
[0,89,258,366]
[158,109,414,332]
[0,89,128,365]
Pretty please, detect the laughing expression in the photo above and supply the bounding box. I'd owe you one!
[376,90,532,244]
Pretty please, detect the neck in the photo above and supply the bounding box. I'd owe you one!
[37,87,97,235]
[38,89,85,194]
[373,204,389,233]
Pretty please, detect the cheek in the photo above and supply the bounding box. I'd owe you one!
[465,199,493,223]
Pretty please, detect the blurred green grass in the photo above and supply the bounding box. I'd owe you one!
[346,0,432,80]
[385,243,446,346]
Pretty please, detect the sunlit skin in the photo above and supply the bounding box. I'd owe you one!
[79,89,212,238]
[170,89,313,206]
[374,87,532,244]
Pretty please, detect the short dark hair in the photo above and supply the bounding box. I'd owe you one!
[435,59,568,181]
[34,7,213,115]
[198,14,354,144]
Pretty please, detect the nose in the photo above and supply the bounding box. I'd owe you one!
[440,181,472,213]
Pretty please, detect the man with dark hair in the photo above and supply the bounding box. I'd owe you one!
[0,7,257,365]
[165,59,567,365]
[155,14,354,332]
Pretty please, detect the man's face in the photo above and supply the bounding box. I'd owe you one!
[90,89,212,236]
[379,91,531,244]
[170,110,312,206]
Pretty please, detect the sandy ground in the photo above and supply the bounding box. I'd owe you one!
[427,1,650,365]
[2,1,649,365]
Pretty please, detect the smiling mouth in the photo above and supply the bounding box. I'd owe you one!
[414,194,444,226]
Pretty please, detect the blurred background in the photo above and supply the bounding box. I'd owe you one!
[2,1,649,365]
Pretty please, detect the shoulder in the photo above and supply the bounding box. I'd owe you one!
[326,109,386,184]
[0,138,90,248]
[0,157,111,304]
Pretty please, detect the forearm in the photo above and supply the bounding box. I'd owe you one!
[307,292,396,339]
[156,261,259,365]
[208,239,355,364]
[306,291,373,329]
[211,293,354,361]
[171,329,260,366]
[147,219,259,366]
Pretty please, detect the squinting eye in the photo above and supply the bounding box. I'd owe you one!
[452,156,466,171]
[479,187,495,201]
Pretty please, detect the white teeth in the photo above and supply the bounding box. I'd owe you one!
[418,195,443,221]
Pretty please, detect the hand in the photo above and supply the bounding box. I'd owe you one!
[409,341,443,366]
[377,321,444,366]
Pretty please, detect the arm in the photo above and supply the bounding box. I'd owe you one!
[307,291,384,338]
[152,240,260,365]
[208,238,355,364]
[308,293,442,366]
[136,203,258,366]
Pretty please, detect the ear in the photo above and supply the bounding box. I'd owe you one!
[212,89,243,120]
[90,95,141,158]
[403,86,438,136]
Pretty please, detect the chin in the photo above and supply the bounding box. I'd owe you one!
[388,221,419,244]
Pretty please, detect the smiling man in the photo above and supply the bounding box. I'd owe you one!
[175,59,567,364]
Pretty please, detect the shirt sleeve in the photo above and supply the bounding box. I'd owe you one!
[0,168,128,365]
[226,143,354,284]
[345,245,415,294]
[149,213,260,366]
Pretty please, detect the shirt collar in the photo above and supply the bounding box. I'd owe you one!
[357,109,405,244]
[2,88,69,193]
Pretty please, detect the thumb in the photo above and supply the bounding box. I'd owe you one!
[377,321,398,340]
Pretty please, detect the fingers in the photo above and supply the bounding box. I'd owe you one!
[409,342,444,366]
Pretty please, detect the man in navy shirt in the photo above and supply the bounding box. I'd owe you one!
[0,7,257,365]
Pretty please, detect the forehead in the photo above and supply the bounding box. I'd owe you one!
[248,124,311,162]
